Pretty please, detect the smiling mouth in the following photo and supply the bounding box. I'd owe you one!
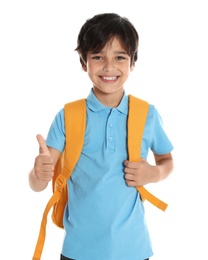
[101,76,118,80]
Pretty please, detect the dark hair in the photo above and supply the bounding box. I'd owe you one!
[75,13,139,66]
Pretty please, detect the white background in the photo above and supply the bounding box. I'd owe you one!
[0,0,208,259]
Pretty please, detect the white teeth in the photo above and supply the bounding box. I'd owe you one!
[102,76,117,80]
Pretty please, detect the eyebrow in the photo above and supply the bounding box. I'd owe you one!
[114,51,128,55]
[90,50,128,55]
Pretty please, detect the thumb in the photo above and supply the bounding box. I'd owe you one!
[36,134,50,155]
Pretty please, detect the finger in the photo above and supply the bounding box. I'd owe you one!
[124,160,136,168]
[124,160,138,169]
[125,173,135,181]
[36,134,50,155]
[125,178,136,187]
[123,160,129,166]
[35,171,53,182]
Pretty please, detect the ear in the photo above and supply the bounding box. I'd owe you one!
[130,63,135,72]
[82,64,87,72]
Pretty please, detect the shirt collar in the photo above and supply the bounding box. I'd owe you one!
[86,88,128,115]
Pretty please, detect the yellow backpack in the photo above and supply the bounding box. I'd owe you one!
[32,95,168,260]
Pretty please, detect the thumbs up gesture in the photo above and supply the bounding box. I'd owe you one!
[34,134,54,183]
[37,134,51,156]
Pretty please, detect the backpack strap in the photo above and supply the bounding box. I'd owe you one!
[32,99,86,260]
[63,98,86,179]
[128,95,168,211]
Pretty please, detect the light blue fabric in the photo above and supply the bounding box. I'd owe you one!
[46,89,173,260]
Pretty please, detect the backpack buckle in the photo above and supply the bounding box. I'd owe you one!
[55,175,66,192]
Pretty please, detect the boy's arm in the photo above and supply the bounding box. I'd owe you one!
[124,152,174,187]
[28,134,61,192]
[153,153,174,182]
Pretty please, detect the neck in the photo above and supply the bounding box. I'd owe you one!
[93,88,124,108]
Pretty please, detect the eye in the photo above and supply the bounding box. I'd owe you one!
[116,56,126,61]
[92,55,103,60]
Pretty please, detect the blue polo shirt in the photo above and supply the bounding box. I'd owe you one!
[46,89,173,260]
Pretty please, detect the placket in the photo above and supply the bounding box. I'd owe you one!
[105,108,116,151]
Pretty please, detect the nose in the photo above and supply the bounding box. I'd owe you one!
[103,60,115,72]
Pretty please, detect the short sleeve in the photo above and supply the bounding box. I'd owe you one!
[45,108,66,152]
[141,105,174,158]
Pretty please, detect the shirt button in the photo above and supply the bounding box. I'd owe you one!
[109,123,113,127]
[108,137,113,141]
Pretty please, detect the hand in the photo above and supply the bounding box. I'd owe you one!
[34,134,54,182]
[124,159,154,187]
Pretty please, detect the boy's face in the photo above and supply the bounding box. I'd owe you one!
[83,37,134,97]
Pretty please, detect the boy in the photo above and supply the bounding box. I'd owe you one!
[29,13,174,260]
